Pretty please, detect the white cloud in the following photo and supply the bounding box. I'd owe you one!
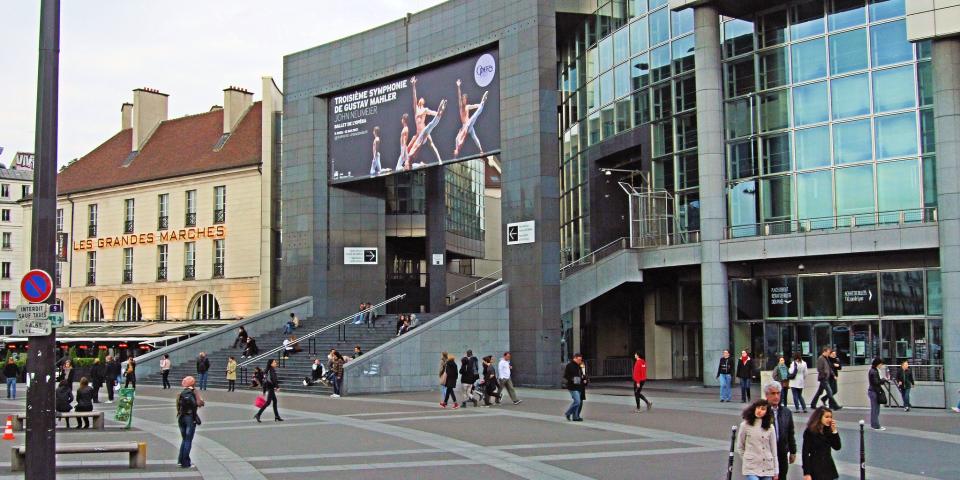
[0,0,445,167]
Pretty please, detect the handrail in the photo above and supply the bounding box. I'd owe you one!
[237,294,406,370]
[726,207,937,239]
[559,231,701,279]
[446,269,502,305]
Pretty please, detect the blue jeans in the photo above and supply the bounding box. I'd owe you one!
[564,390,582,419]
[740,378,751,401]
[197,372,208,390]
[745,476,772,480]
[899,387,911,408]
[6,378,15,399]
[791,387,807,411]
[718,374,732,401]
[867,390,881,429]
[178,415,196,467]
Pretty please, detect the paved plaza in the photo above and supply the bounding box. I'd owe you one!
[0,384,957,479]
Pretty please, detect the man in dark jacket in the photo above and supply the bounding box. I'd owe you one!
[764,381,796,478]
[90,358,105,403]
[812,347,842,409]
[563,353,586,422]
[459,350,480,407]
[104,355,121,403]
[196,353,210,391]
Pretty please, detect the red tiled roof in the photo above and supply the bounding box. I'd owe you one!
[58,102,262,195]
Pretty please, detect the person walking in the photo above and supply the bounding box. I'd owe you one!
[232,326,248,349]
[867,358,887,431]
[772,356,790,408]
[736,350,756,403]
[632,352,652,412]
[196,352,210,391]
[481,355,498,406]
[828,350,842,398]
[717,350,735,402]
[254,359,283,422]
[895,360,915,412]
[55,380,74,428]
[177,376,204,469]
[736,399,778,480]
[330,350,344,398]
[441,353,459,409]
[563,353,585,421]
[764,381,796,479]
[124,358,137,389]
[160,354,172,389]
[459,350,480,408]
[4,357,19,399]
[104,355,120,403]
[438,352,450,403]
[802,407,841,480]
[226,356,237,392]
[788,352,808,413]
[497,352,522,405]
[75,377,95,429]
[812,347,841,410]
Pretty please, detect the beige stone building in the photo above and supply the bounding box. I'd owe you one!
[24,78,282,324]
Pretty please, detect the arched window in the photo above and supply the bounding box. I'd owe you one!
[189,292,221,320]
[115,296,143,322]
[78,298,104,323]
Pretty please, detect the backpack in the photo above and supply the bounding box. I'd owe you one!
[788,362,798,380]
[177,389,197,417]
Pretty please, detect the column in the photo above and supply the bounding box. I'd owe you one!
[933,38,960,410]
[692,4,729,387]
[426,168,447,314]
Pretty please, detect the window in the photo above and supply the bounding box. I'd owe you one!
[830,0,866,31]
[122,247,133,284]
[79,297,104,323]
[797,170,834,222]
[157,244,168,281]
[213,186,226,224]
[881,270,924,316]
[21,185,29,198]
[88,204,98,238]
[158,193,169,229]
[759,48,789,90]
[833,119,872,164]
[836,165,875,221]
[793,82,829,126]
[190,292,221,320]
[124,199,135,233]
[873,66,916,113]
[213,239,225,278]
[870,20,912,67]
[0,185,8,198]
[870,0,905,21]
[185,190,197,227]
[763,133,792,174]
[875,112,918,159]
[878,159,921,214]
[630,17,648,55]
[115,296,142,322]
[86,251,97,286]
[791,0,825,40]
[649,7,670,45]
[829,28,868,75]
[1,233,9,250]
[56,208,63,231]
[831,74,870,119]
[184,242,196,280]
[1,262,9,279]
[791,38,827,82]
[157,295,168,321]
[795,126,830,170]
[1,210,9,222]
[0,292,8,310]
[840,273,879,316]
[802,275,837,317]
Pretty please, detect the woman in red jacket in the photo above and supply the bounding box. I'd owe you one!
[632,352,652,412]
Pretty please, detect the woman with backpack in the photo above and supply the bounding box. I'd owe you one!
[177,375,204,469]
[788,352,808,413]
[254,359,283,422]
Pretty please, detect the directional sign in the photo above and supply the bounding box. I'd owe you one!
[344,247,378,265]
[14,319,52,336]
[506,220,535,245]
[49,303,64,328]
[17,304,49,321]
[20,269,53,303]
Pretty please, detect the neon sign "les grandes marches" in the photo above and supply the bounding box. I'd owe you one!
[72,225,226,251]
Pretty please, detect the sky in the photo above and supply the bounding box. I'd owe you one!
[0,0,445,168]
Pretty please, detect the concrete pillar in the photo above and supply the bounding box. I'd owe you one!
[426,168,448,314]
[932,38,960,410]
[692,4,729,387]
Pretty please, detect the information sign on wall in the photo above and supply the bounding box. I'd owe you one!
[506,220,535,245]
[344,247,378,265]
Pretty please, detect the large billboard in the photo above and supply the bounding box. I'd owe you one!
[328,48,500,183]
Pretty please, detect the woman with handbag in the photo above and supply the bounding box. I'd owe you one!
[867,358,887,431]
[441,353,459,409]
[438,352,449,405]
[254,359,283,422]
[788,352,808,413]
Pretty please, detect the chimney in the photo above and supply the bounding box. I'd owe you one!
[222,86,253,134]
[132,88,169,151]
[120,103,133,130]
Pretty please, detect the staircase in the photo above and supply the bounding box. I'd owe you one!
[139,313,432,395]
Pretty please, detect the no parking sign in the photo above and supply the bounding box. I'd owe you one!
[20,269,53,303]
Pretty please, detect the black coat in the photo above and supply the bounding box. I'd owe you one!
[716,356,734,377]
[736,359,756,380]
[90,363,105,384]
[105,360,121,379]
[771,405,797,474]
[264,367,279,389]
[460,356,479,384]
[443,359,459,389]
[802,428,841,480]
[75,386,95,411]
[563,361,585,391]
[55,385,73,412]
[196,357,211,374]
[868,367,884,393]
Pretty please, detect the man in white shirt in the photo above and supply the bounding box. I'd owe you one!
[496,352,522,405]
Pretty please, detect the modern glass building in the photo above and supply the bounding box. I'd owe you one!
[282,0,960,403]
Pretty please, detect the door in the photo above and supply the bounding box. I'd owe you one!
[671,325,702,380]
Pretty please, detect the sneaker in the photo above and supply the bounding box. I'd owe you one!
[572,417,583,422]
[330,394,340,398]
[513,400,523,405]
[440,402,447,408]
[634,408,642,413]
[833,406,843,411]
[646,402,653,411]
[951,407,960,413]
[452,403,460,409]
[873,426,886,431]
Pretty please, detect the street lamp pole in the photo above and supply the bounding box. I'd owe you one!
[26,0,60,477]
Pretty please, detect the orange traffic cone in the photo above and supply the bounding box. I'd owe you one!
[2,416,14,440]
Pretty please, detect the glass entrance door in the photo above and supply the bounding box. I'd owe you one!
[671,325,702,380]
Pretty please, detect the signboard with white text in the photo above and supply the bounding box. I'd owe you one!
[506,220,535,245]
[344,247,378,265]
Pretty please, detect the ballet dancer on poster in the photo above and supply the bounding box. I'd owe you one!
[406,76,446,164]
[453,79,489,157]
[396,114,411,171]
[369,126,383,176]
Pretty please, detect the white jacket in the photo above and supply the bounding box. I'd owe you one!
[737,420,779,477]
[788,359,807,389]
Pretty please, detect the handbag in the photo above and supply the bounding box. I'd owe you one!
[254,395,267,409]
[877,389,888,405]
[439,372,447,385]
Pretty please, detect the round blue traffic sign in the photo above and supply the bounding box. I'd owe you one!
[20,269,53,303]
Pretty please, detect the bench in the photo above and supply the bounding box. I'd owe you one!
[11,441,146,471]
[14,411,105,431]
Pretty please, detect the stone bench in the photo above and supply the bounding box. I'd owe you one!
[14,411,105,431]
[11,441,146,471]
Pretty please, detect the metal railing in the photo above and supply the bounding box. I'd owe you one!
[88,225,97,238]
[238,294,406,382]
[446,269,502,305]
[726,207,937,239]
[185,212,196,227]
[122,269,133,284]
[124,220,135,234]
[157,266,167,281]
[157,215,168,230]
[86,271,95,286]
[213,262,224,278]
[214,209,225,224]
[184,265,195,280]
[886,364,943,383]
[584,357,633,377]
[560,231,701,279]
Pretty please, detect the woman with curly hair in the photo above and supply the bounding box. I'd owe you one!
[736,399,778,480]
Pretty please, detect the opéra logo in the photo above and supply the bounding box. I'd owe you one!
[474,53,496,88]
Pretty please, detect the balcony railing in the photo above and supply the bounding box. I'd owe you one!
[560,231,701,279]
[213,262,224,278]
[88,225,97,238]
[158,215,168,230]
[184,265,195,280]
[157,266,167,281]
[726,207,937,239]
[86,271,96,286]
[122,269,133,284]
[185,212,196,227]
[214,209,225,224]
[124,220,134,234]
